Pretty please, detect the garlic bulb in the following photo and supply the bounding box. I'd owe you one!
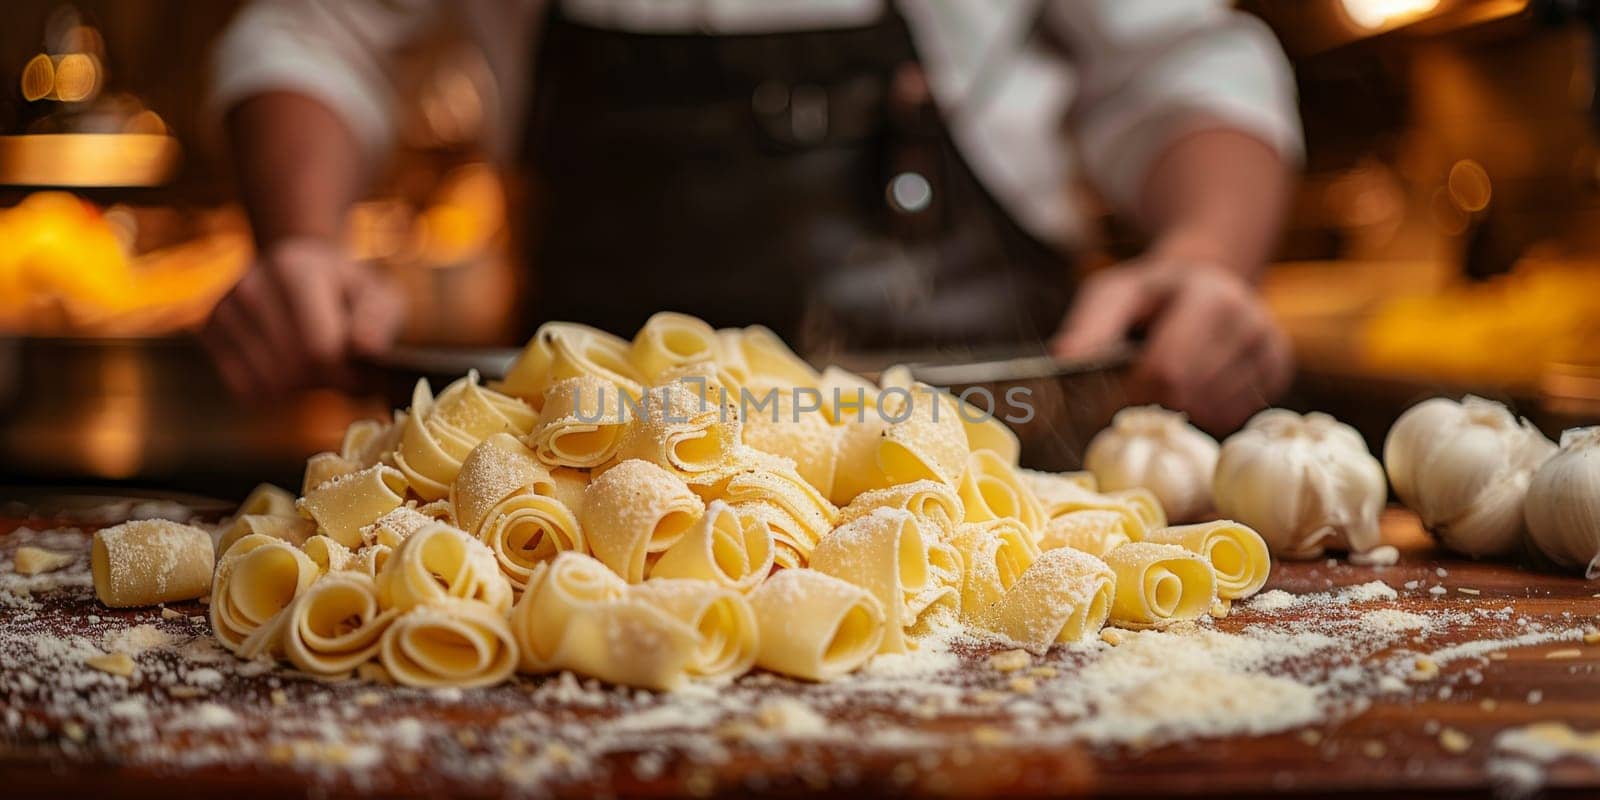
[1383,396,1555,558]
[1084,406,1219,522]
[1524,427,1600,578]
[1212,409,1393,563]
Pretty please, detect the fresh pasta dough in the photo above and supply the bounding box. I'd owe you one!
[612,381,742,477]
[302,417,404,494]
[977,547,1115,653]
[236,483,297,517]
[692,452,837,566]
[376,522,513,615]
[1103,542,1216,629]
[877,378,969,490]
[527,375,630,468]
[809,508,941,653]
[364,506,440,549]
[394,373,537,500]
[451,434,584,589]
[91,520,215,608]
[210,533,320,655]
[297,464,408,548]
[649,500,774,591]
[748,568,884,681]
[740,390,838,497]
[1019,475,1148,541]
[944,519,1040,622]
[1107,487,1168,530]
[511,553,700,690]
[217,513,315,559]
[629,579,759,683]
[497,322,644,409]
[837,479,964,537]
[1036,510,1139,557]
[301,535,354,573]
[282,571,396,678]
[379,598,518,689]
[631,311,720,383]
[1142,520,1271,600]
[581,459,704,582]
[957,449,1044,531]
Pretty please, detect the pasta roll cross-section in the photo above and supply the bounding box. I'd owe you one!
[740,389,839,497]
[582,459,705,582]
[211,533,321,656]
[394,373,537,500]
[376,522,514,615]
[528,375,631,468]
[945,519,1041,623]
[613,381,743,477]
[630,579,759,683]
[977,547,1115,653]
[809,507,942,654]
[511,553,700,690]
[92,520,215,609]
[838,479,964,538]
[452,434,584,589]
[1103,541,1217,629]
[957,450,1044,531]
[365,506,441,549]
[297,463,408,548]
[876,377,970,490]
[497,322,644,409]
[649,500,775,591]
[630,311,720,384]
[282,571,397,678]
[1142,521,1271,600]
[379,598,518,689]
[301,535,355,573]
[693,453,838,566]
[748,569,884,682]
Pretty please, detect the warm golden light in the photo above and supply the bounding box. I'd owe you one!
[1447,159,1492,213]
[49,53,100,102]
[20,54,53,102]
[1339,0,1441,30]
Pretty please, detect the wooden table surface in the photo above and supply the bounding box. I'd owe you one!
[2,504,1598,798]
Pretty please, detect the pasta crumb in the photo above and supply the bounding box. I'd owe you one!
[1544,648,1581,660]
[14,546,75,576]
[986,649,1032,673]
[84,651,136,677]
[1438,728,1472,754]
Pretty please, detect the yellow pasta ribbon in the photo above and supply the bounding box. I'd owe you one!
[977,546,1115,653]
[649,500,775,591]
[1142,520,1270,600]
[1103,541,1216,629]
[211,533,320,656]
[957,449,1044,531]
[581,459,704,582]
[282,571,396,678]
[376,522,513,615]
[1037,510,1139,557]
[379,598,518,689]
[747,568,885,681]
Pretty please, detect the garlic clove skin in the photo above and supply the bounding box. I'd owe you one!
[1084,406,1219,523]
[1213,409,1388,561]
[1383,396,1555,558]
[1524,426,1600,578]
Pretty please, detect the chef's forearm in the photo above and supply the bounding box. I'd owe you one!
[225,91,368,249]
[1134,127,1294,282]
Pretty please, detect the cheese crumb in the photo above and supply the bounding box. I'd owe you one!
[1100,629,1126,646]
[1408,657,1440,682]
[84,651,136,677]
[1008,677,1036,694]
[1439,728,1472,754]
[1545,648,1582,660]
[14,546,75,575]
[1457,587,1480,596]
[160,607,184,620]
[1210,599,1231,619]
[987,649,1032,673]
[1362,740,1387,758]
[1584,629,1600,645]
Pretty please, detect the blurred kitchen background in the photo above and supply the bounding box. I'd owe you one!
[1,0,1598,496]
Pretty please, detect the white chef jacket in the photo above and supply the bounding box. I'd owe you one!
[212,0,1302,249]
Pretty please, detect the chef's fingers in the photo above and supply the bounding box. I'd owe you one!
[345,262,407,358]
[197,320,253,398]
[1051,265,1171,360]
[1132,280,1243,412]
[263,240,350,371]
[229,267,308,388]
[203,294,284,400]
[1171,281,1266,406]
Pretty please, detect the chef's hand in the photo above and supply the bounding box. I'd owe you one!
[200,237,406,398]
[1051,258,1293,432]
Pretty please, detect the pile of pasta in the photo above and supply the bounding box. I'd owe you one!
[211,313,1272,690]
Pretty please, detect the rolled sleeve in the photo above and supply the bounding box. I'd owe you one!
[1050,0,1303,217]
[211,0,439,156]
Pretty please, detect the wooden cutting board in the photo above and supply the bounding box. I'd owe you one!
[1,505,1597,798]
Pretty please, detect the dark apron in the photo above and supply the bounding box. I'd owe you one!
[523,5,1070,354]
